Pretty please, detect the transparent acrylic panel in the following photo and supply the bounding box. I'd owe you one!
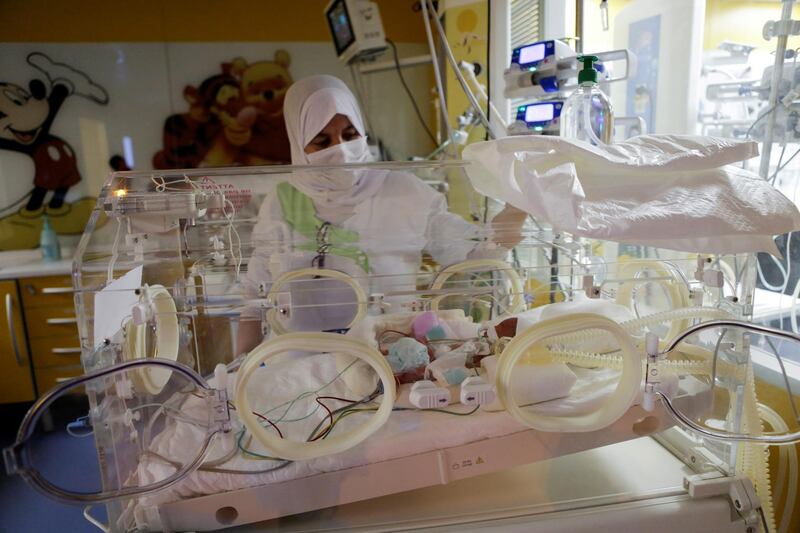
[237,347,385,458]
[662,322,800,445]
[496,314,641,433]
[6,361,221,503]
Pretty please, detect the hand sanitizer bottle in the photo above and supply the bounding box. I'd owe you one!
[560,55,614,145]
[40,215,61,262]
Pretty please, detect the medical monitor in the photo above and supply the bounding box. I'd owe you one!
[325,0,387,65]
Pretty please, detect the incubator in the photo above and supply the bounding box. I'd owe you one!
[3,160,796,532]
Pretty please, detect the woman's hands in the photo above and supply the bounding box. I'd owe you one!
[491,205,528,248]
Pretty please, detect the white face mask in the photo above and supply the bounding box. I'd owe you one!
[303,137,373,193]
[305,137,372,166]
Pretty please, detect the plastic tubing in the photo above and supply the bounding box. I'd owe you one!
[741,364,777,532]
[123,285,179,395]
[551,306,730,347]
[548,348,711,375]
[235,332,395,461]
[424,0,495,139]
[615,261,691,342]
[759,403,796,533]
[420,0,456,155]
[495,313,641,432]
[266,268,368,336]
[429,259,525,314]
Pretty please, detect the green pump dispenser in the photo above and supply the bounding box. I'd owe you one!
[577,55,600,85]
[560,55,613,144]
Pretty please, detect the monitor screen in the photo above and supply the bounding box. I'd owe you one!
[518,43,546,66]
[524,103,555,123]
[327,0,356,56]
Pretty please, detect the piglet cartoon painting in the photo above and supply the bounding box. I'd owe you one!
[0,52,108,249]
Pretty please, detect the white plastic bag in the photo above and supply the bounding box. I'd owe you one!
[463,134,800,254]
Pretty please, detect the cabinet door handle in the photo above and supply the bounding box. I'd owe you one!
[5,293,24,366]
[51,347,82,355]
[46,317,78,325]
[42,287,73,295]
[55,376,78,383]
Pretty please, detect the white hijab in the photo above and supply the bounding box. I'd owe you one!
[283,75,386,221]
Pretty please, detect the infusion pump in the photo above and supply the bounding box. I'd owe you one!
[504,39,634,136]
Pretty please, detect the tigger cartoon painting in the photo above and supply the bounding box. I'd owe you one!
[0,52,108,249]
[152,71,238,169]
[153,50,293,169]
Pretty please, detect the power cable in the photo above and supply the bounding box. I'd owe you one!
[386,38,438,147]
[0,188,33,215]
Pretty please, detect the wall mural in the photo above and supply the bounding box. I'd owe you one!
[153,50,293,169]
[0,41,423,251]
[0,52,108,249]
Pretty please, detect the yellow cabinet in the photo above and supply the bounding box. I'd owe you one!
[19,275,82,396]
[0,280,35,403]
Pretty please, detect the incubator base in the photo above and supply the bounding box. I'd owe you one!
[144,403,690,532]
[223,436,750,533]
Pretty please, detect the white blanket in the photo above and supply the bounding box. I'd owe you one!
[463,134,800,254]
[134,353,621,514]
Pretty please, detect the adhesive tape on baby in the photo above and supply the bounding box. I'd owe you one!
[236,332,396,461]
[429,259,525,315]
[495,313,641,432]
[123,285,179,395]
[615,261,689,342]
[266,268,368,335]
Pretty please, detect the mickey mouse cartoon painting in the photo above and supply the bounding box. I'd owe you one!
[0,52,108,248]
[0,53,108,212]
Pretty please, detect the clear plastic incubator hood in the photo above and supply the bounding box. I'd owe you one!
[3,160,794,532]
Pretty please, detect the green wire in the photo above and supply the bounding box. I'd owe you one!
[310,405,481,441]
[258,359,359,424]
[236,428,282,461]
[239,400,482,458]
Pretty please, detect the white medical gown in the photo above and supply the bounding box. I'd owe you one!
[244,171,478,332]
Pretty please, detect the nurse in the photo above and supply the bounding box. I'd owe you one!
[238,75,525,352]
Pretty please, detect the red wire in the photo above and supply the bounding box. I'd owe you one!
[309,398,335,442]
[252,411,284,439]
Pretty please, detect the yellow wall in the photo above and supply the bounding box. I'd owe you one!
[0,0,426,43]
[443,1,490,220]
[583,0,800,54]
[705,0,800,50]
[444,2,489,142]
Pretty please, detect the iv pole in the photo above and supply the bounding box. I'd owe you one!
[759,0,796,180]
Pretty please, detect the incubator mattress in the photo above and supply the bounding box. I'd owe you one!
[135,353,621,510]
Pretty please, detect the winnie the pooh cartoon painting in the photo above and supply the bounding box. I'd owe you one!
[154,50,293,169]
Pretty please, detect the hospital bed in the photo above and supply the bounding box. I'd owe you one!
[3,160,786,532]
